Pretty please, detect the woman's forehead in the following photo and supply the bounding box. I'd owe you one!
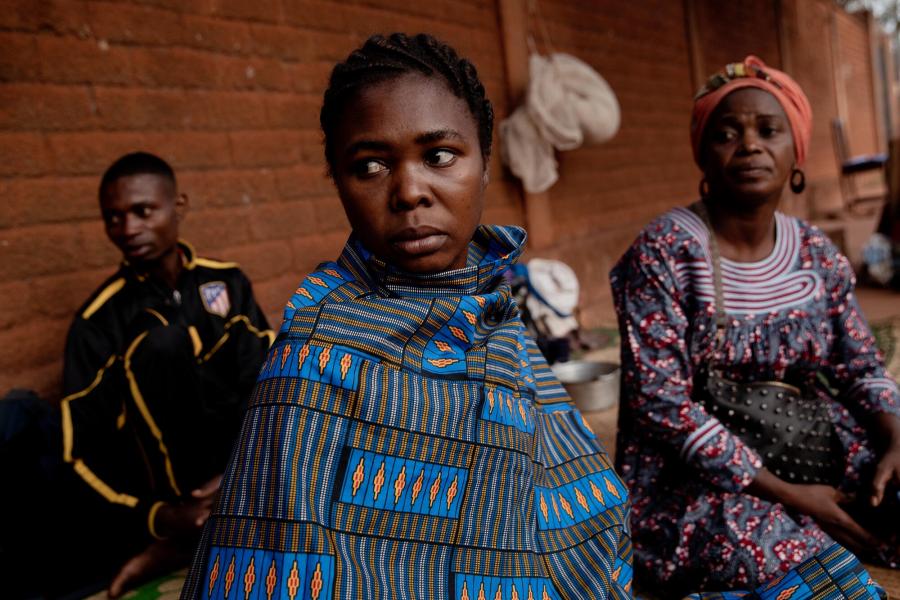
[714,87,787,119]
[336,73,479,149]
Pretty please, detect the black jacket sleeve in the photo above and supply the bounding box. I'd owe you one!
[61,316,165,541]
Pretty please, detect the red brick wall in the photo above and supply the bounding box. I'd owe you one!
[530,0,698,326]
[785,0,840,180]
[695,0,782,73]
[778,0,882,216]
[835,10,880,156]
[0,0,518,399]
[0,0,885,398]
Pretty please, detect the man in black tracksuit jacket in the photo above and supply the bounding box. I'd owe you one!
[58,152,274,596]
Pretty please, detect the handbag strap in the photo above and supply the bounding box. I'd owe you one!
[689,201,727,359]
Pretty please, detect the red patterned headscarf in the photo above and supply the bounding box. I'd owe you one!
[690,55,813,167]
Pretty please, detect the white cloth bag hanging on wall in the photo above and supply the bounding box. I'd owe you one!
[500,53,620,193]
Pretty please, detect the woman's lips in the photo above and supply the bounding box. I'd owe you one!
[732,165,770,178]
[390,227,448,256]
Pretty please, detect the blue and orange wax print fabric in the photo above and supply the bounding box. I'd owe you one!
[182,225,633,600]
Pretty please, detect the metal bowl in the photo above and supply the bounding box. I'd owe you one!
[551,360,620,412]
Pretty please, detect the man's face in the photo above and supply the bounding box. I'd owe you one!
[100,174,184,265]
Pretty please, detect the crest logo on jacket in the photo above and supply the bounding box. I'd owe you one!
[200,281,230,317]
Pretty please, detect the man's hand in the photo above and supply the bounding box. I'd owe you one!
[107,475,223,598]
[107,538,191,598]
[155,474,223,539]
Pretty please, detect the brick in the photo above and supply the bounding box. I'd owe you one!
[179,206,252,250]
[281,0,351,32]
[86,1,186,46]
[484,179,522,212]
[273,164,333,198]
[29,268,111,320]
[73,220,118,270]
[47,131,146,176]
[126,0,216,13]
[0,176,98,228]
[142,131,232,170]
[231,129,323,169]
[76,220,120,270]
[93,87,192,130]
[234,58,293,92]
[247,25,357,62]
[210,0,284,22]
[346,0,494,30]
[186,90,269,130]
[264,93,320,130]
[0,0,91,35]
[253,272,298,323]
[482,203,522,228]
[0,361,64,402]
[286,61,332,94]
[0,133,51,177]
[0,33,41,82]
[248,199,316,240]
[296,131,327,166]
[0,223,83,281]
[0,84,98,132]
[129,47,226,89]
[37,35,133,86]
[182,15,253,55]
[224,239,293,281]
[289,231,347,274]
[0,317,69,380]
[229,130,305,168]
[247,23,317,61]
[173,170,207,207]
[0,280,33,330]
[186,168,280,208]
[311,195,346,233]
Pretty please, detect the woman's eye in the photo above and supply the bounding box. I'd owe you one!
[712,129,737,144]
[426,149,457,167]
[137,207,152,218]
[759,125,778,137]
[353,160,387,177]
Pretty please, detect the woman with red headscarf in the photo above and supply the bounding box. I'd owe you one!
[611,56,900,596]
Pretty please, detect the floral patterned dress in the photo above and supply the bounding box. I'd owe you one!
[610,206,900,593]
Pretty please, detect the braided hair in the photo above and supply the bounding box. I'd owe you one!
[320,33,494,171]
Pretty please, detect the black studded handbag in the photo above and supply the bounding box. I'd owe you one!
[690,202,842,485]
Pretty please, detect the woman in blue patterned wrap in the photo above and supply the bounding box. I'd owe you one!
[182,33,633,600]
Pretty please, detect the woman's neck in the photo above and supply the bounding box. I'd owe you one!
[704,196,779,263]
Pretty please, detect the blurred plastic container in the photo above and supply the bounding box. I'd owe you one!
[551,360,620,412]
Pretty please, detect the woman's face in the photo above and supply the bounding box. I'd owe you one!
[330,72,486,273]
[702,87,795,207]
